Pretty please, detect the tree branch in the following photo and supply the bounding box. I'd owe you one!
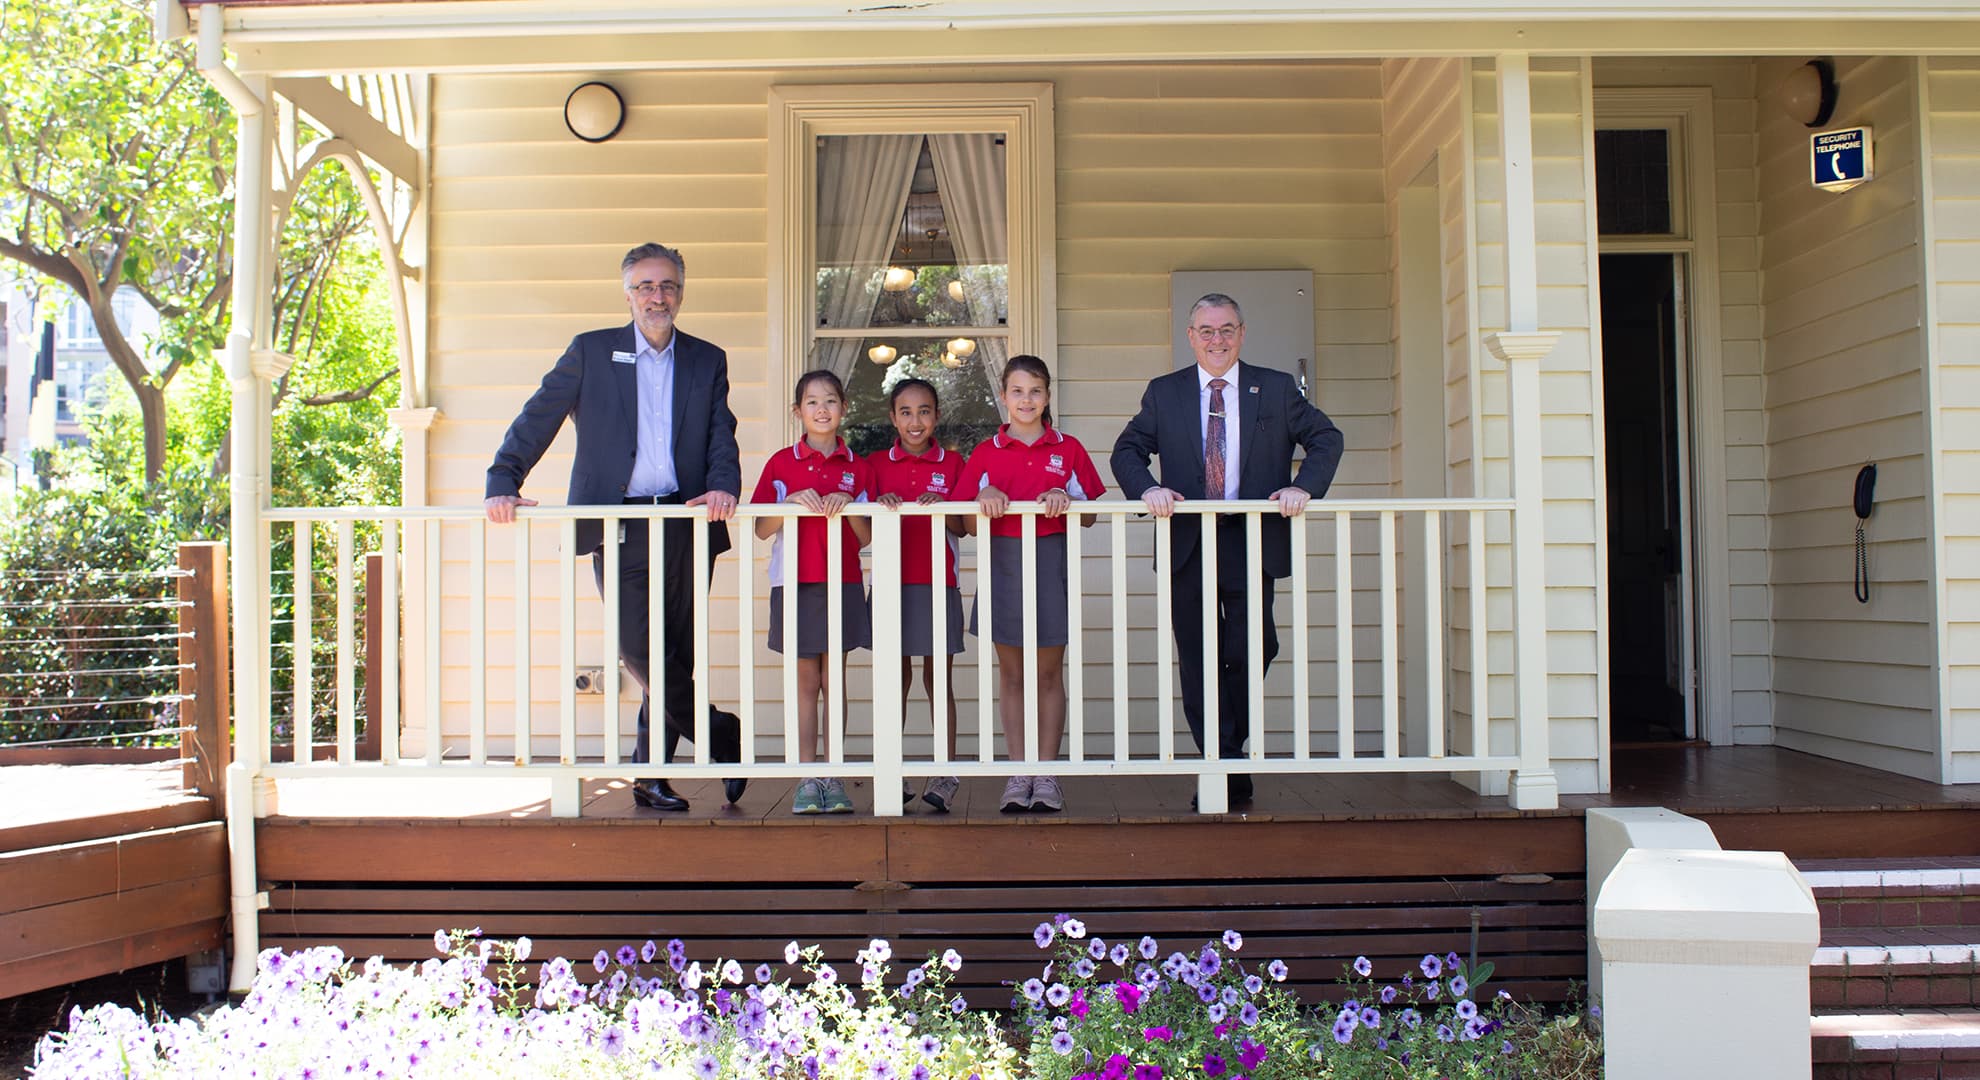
[301,367,397,407]
[0,234,87,294]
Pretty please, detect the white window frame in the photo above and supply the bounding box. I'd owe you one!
[767,82,1056,439]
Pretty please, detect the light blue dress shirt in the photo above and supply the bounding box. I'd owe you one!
[626,334,678,498]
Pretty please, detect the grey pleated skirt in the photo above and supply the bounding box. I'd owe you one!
[767,583,872,656]
[969,533,1069,648]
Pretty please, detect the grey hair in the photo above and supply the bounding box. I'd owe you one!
[1188,293,1244,324]
[621,243,686,282]
[1188,293,1235,323]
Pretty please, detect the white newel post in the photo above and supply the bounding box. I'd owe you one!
[868,511,905,817]
[1584,807,1724,1005]
[387,407,441,758]
[197,8,274,992]
[1595,848,1819,1080]
[1486,51,1559,810]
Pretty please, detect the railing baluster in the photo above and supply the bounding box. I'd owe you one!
[735,520,753,766]
[1334,510,1353,760]
[782,512,800,766]
[381,518,400,765]
[694,512,711,767]
[1065,506,1084,763]
[649,512,666,768]
[976,513,993,765]
[1155,517,1174,765]
[825,513,842,766]
[336,519,356,763]
[469,518,487,765]
[1291,510,1310,760]
[1200,507,1220,766]
[1470,509,1490,760]
[513,518,531,766]
[931,510,949,767]
[1110,514,1129,764]
[424,519,441,766]
[1021,511,1038,767]
[559,517,577,766]
[293,521,313,765]
[1380,509,1398,758]
[602,515,620,767]
[1245,511,1264,762]
[1423,511,1445,760]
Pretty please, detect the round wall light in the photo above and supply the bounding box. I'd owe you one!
[565,82,626,143]
[1778,59,1838,129]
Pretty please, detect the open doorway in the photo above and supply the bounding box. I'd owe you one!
[1600,252,1691,743]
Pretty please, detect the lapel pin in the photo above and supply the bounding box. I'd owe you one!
[1249,385,1259,394]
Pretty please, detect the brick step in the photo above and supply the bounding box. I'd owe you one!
[1812,1010,1980,1079]
[1813,931,1980,1010]
[1798,861,1980,933]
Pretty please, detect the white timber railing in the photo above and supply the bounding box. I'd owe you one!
[256,497,1547,815]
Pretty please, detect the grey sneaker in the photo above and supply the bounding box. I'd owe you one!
[1000,775,1034,813]
[922,775,961,814]
[821,778,855,814]
[792,777,825,815]
[1029,775,1065,812]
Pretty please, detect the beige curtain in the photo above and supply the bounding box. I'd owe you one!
[927,134,1009,416]
[814,135,921,381]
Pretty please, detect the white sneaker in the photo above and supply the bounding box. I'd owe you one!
[1029,775,1065,812]
[1000,775,1034,813]
[922,775,961,813]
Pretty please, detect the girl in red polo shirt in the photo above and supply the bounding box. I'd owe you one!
[869,378,964,812]
[955,355,1106,814]
[751,370,872,815]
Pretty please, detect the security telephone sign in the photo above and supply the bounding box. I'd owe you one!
[1811,127,1873,193]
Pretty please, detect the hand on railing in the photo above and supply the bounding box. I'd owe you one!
[483,495,537,524]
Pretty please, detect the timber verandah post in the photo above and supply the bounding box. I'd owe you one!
[1486,52,1561,811]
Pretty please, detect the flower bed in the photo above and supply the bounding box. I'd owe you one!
[29,919,1598,1078]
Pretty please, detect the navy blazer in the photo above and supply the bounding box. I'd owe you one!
[1111,361,1344,580]
[486,324,741,557]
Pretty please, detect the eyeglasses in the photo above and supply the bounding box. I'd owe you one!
[1190,324,1242,341]
[628,281,682,299]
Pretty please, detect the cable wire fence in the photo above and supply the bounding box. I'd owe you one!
[0,565,196,750]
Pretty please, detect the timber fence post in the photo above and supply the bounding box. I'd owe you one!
[178,541,232,805]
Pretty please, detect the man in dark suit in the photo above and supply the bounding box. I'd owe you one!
[485,242,745,811]
[1112,292,1344,806]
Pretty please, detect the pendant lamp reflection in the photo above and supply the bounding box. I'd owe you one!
[867,343,898,365]
[881,266,916,292]
[946,337,976,359]
[940,351,964,369]
[947,280,967,303]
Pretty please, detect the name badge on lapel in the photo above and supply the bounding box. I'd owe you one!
[610,351,637,365]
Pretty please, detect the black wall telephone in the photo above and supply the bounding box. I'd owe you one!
[1854,463,1876,604]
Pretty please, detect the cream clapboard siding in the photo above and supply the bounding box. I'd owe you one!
[1378,57,1512,777]
[1758,56,1939,780]
[1590,59,1774,745]
[420,61,1412,764]
[1926,57,1980,784]
[1470,58,1606,793]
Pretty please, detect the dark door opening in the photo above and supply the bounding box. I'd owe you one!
[1601,253,1689,744]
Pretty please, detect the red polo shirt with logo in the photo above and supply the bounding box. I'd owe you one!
[866,442,964,587]
[955,425,1107,538]
[749,440,871,587]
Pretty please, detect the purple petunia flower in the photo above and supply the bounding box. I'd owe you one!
[1064,919,1087,939]
[1135,1067,1164,1080]
[1201,1052,1227,1077]
[1139,936,1160,960]
[1353,955,1372,977]
[1457,999,1479,1020]
[1223,929,1243,951]
[943,948,963,972]
[755,963,774,983]
[1022,978,1047,1003]
[1207,1003,1226,1023]
[1380,985,1397,1004]
[1116,981,1143,1015]
[1036,923,1057,949]
[1420,954,1442,979]
[1144,1025,1174,1042]
[1266,959,1288,982]
[1450,975,1469,998]
[786,941,801,965]
[1198,947,1221,977]
[1436,1024,1456,1043]
[1360,1007,1380,1029]
[594,951,611,974]
[1237,1039,1267,1070]
[1051,1031,1076,1055]
[1238,1003,1260,1027]
[1047,983,1073,1007]
[1196,983,1218,1004]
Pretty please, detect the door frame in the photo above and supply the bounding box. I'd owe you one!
[1591,85,1733,747]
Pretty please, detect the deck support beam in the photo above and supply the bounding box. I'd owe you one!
[1489,51,1559,811]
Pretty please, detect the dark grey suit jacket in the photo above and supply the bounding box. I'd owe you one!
[486,324,741,556]
[1111,361,1344,580]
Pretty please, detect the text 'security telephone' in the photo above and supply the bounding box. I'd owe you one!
[1854,463,1876,604]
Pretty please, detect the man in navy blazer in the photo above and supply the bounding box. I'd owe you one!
[1112,292,1344,806]
[485,243,745,812]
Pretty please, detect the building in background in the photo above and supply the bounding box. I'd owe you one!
[0,282,160,483]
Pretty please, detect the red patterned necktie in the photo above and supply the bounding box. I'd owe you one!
[1205,377,1228,499]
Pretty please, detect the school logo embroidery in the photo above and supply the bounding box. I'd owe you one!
[1048,454,1064,472]
[929,474,948,492]
[841,472,857,491]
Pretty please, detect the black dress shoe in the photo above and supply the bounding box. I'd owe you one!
[723,777,748,805]
[631,778,689,811]
[1230,773,1255,804]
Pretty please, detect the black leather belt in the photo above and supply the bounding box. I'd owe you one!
[622,493,687,505]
